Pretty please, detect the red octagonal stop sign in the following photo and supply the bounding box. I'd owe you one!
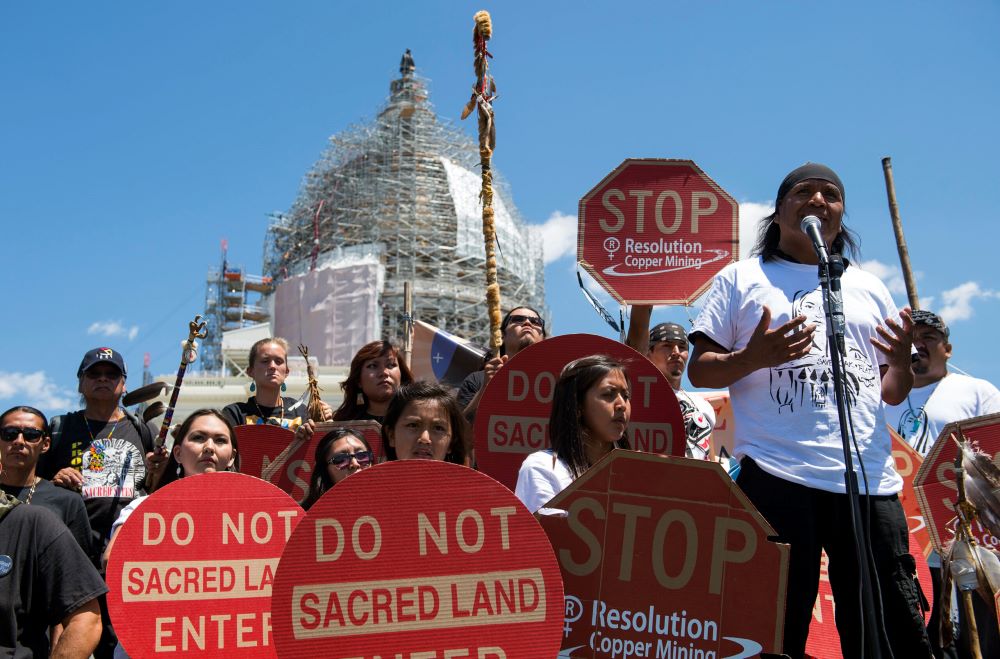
[578,159,738,305]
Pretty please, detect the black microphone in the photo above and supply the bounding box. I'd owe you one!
[800,215,830,263]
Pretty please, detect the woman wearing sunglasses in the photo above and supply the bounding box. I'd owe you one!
[299,428,375,510]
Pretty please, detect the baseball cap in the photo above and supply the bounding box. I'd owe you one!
[911,310,949,339]
[649,322,687,346]
[77,347,128,378]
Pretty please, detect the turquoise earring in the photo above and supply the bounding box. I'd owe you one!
[249,382,256,393]
[281,382,287,392]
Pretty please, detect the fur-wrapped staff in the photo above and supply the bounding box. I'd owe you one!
[461,9,503,354]
[146,315,207,493]
[938,434,1000,658]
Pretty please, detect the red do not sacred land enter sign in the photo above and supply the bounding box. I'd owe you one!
[271,460,564,658]
[474,333,686,493]
[106,472,304,658]
[578,159,738,306]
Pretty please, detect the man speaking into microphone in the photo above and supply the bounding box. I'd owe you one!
[688,163,930,658]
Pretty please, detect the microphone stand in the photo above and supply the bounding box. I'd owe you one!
[817,252,885,659]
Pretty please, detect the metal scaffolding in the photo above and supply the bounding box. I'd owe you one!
[262,53,547,350]
[202,241,274,373]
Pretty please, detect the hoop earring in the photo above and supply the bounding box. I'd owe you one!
[249,382,256,393]
[281,382,287,393]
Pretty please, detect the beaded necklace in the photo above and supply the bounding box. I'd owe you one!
[85,411,123,444]
[24,477,39,504]
[253,397,285,427]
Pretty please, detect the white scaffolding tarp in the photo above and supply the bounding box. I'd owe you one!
[273,257,383,366]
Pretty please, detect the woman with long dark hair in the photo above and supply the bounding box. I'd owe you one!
[299,428,374,510]
[381,382,470,465]
[332,341,414,424]
[515,355,631,513]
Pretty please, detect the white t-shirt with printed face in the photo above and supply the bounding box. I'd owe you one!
[885,373,1000,456]
[692,257,902,495]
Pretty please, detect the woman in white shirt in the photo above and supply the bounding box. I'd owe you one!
[515,355,631,513]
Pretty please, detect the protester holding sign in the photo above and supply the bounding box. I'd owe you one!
[458,306,547,423]
[332,340,413,424]
[299,427,374,510]
[382,381,471,464]
[106,409,240,565]
[223,338,331,442]
[688,163,931,657]
[515,355,631,513]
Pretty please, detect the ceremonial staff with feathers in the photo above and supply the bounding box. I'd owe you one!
[145,315,206,493]
[462,10,503,354]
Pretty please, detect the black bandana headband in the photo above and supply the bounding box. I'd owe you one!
[775,163,845,207]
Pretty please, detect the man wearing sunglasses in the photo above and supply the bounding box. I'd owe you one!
[458,306,548,423]
[0,423,107,658]
[36,347,155,659]
[626,305,716,459]
[0,405,95,562]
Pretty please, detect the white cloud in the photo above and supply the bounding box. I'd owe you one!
[737,201,773,260]
[936,281,1000,324]
[0,371,75,412]
[859,259,909,296]
[537,211,577,264]
[88,320,140,341]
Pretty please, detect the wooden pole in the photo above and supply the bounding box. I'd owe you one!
[402,281,413,369]
[881,157,921,310]
[463,10,503,354]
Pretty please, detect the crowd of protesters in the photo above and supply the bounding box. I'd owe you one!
[4,162,998,659]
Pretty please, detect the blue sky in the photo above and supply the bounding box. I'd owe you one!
[3,1,999,415]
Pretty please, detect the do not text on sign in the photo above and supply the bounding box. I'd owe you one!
[474,334,686,493]
[272,460,564,658]
[106,472,304,658]
[578,159,738,305]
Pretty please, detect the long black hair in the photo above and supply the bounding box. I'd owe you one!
[159,409,240,488]
[548,355,631,478]
[751,211,860,262]
[382,382,470,464]
[300,427,372,510]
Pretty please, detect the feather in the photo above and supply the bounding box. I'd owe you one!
[961,441,1000,539]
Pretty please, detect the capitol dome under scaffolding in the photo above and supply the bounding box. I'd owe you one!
[174,53,547,416]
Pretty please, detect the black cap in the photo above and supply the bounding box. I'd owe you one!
[911,310,949,339]
[77,347,128,378]
[649,322,687,346]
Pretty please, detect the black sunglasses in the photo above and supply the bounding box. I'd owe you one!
[507,314,544,328]
[327,450,374,470]
[0,426,45,442]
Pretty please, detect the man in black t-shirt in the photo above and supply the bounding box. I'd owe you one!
[38,347,154,555]
[36,347,154,659]
[0,406,95,563]
[457,306,547,424]
[1,458,107,658]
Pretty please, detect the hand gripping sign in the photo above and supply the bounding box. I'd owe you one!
[106,472,304,658]
[474,334,686,492]
[237,421,383,502]
[578,159,738,305]
[271,460,564,658]
[538,450,789,659]
[914,412,1000,554]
